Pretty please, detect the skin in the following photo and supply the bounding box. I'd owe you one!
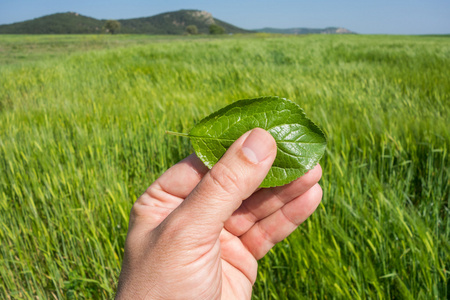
[116,128,323,299]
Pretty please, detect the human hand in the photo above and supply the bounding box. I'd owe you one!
[116,128,323,299]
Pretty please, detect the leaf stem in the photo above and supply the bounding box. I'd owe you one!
[165,130,190,137]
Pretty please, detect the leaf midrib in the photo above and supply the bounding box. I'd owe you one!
[189,135,326,145]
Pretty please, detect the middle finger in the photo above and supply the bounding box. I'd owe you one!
[224,164,322,237]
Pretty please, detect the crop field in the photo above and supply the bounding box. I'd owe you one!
[0,34,449,299]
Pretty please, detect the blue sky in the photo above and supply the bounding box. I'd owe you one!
[0,0,449,34]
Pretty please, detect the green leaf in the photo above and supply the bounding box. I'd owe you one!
[188,96,327,188]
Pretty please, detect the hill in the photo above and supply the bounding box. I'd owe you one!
[255,27,355,34]
[0,10,252,35]
[118,10,251,34]
[0,12,103,34]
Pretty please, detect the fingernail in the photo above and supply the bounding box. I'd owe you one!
[241,128,275,164]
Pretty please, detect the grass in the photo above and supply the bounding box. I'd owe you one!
[0,33,449,299]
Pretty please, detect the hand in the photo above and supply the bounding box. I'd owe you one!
[116,128,323,299]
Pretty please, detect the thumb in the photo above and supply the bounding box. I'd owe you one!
[170,128,277,235]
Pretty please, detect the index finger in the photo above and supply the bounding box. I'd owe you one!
[151,153,209,199]
[130,153,209,230]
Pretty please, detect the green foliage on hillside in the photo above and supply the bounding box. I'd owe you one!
[185,25,198,35]
[104,20,121,34]
[209,24,226,34]
[0,12,104,34]
[0,10,251,35]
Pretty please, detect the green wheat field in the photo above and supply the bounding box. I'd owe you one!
[0,34,449,299]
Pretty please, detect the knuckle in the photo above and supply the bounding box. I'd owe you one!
[208,161,241,195]
[129,190,169,228]
[128,203,148,228]
[130,192,151,218]
[129,201,144,225]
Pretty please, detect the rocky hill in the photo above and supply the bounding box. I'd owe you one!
[118,10,250,34]
[0,10,252,34]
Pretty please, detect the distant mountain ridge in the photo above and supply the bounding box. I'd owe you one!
[255,27,355,34]
[0,10,251,34]
[0,10,355,35]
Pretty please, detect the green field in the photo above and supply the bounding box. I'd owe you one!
[0,34,449,299]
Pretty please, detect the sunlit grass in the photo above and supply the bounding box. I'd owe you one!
[0,34,448,299]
